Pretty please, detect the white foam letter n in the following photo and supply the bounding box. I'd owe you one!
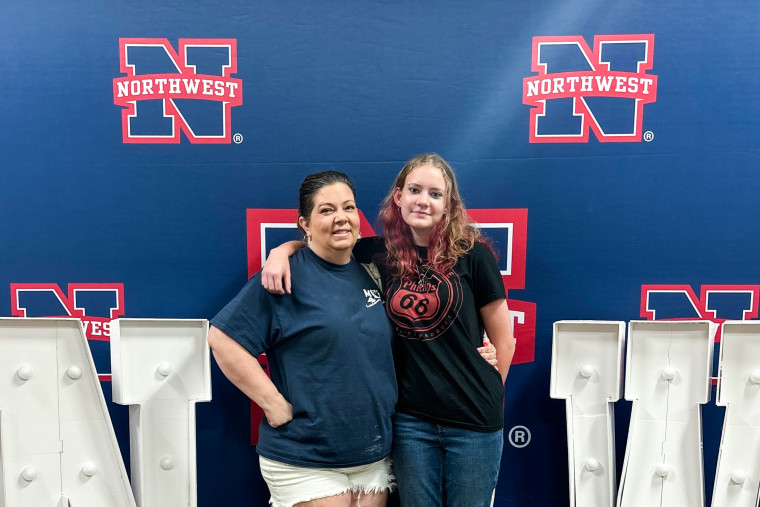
[712,321,760,507]
[110,319,211,507]
[618,321,716,507]
[551,321,625,507]
[0,318,135,507]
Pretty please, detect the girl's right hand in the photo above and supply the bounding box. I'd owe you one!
[478,336,498,369]
[261,246,294,294]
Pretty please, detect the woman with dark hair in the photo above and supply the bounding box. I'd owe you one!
[263,154,514,507]
[208,171,397,507]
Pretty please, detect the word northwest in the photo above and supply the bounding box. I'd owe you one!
[524,71,656,101]
[113,74,242,104]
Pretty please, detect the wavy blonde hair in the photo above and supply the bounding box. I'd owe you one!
[378,153,485,279]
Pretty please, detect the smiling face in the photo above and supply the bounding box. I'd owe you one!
[298,182,360,264]
[393,163,448,247]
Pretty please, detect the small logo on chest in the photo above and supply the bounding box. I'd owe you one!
[364,289,382,308]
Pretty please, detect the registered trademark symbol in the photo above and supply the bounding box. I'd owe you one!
[233,133,244,144]
[508,425,531,448]
[643,130,654,142]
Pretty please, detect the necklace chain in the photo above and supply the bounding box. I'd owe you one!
[417,263,432,289]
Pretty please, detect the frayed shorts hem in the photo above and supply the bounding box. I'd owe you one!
[259,455,395,507]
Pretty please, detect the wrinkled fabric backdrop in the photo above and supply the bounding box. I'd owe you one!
[2,1,758,505]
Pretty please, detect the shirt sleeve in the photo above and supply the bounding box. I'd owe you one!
[210,273,279,356]
[469,242,507,308]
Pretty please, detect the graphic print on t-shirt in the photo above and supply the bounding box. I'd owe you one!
[387,265,463,340]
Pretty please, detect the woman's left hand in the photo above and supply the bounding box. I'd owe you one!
[478,337,498,369]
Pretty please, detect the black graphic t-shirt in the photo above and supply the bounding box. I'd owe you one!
[353,236,506,432]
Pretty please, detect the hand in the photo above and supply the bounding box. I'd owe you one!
[261,247,293,294]
[478,336,498,370]
[264,394,293,428]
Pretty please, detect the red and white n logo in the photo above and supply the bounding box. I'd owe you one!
[113,38,243,144]
[523,34,657,143]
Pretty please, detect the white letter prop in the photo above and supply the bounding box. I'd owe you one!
[617,320,716,507]
[712,321,760,507]
[550,321,625,507]
[0,318,136,507]
[110,319,211,507]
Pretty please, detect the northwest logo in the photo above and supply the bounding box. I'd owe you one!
[523,34,657,143]
[641,284,759,341]
[10,283,125,381]
[113,38,242,144]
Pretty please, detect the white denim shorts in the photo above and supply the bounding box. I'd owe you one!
[259,455,394,507]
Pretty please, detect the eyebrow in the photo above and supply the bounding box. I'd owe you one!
[407,180,444,192]
[317,200,356,207]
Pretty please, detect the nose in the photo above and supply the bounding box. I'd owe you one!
[334,210,348,223]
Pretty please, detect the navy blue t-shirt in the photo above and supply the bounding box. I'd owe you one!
[211,247,397,467]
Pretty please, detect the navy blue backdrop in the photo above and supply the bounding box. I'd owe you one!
[2,1,760,505]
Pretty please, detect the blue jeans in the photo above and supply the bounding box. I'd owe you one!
[392,412,503,507]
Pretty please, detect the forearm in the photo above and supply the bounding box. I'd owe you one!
[494,337,514,384]
[274,240,305,257]
[207,327,287,413]
[481,299,515,384]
